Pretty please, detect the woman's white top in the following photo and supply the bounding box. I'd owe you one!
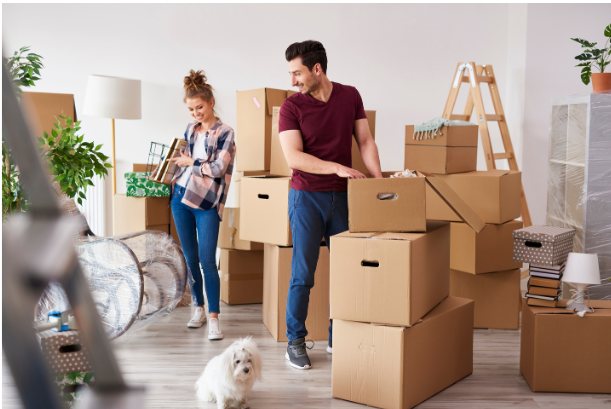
[176,129,208,187]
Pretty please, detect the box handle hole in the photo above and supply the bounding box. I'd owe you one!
[59,344,82,354]
[257,194,269,199]
[361,260,379,268]
[525,241,542,248]
[377,193,397,201]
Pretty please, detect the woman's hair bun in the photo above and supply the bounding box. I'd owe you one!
[184,69,211,91]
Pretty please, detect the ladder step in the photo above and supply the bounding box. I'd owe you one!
[450,114,470,121]
[486,114,503,121]
[461,76,493,83]
[494,152,512,160]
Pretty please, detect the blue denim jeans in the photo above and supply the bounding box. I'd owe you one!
[171,186,221,313]
[286,188,349,344]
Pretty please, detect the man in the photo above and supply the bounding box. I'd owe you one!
[278,40,383,370]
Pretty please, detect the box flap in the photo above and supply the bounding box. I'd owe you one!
[266,88,288,116]
[421,172,485,233]
[530,299,611,315]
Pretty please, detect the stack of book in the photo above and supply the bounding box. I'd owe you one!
[525,263,565,307]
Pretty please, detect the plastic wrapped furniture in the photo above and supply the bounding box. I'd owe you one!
[546,93,611,300]
[36,184,189,339]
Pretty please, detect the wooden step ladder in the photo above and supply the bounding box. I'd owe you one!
[442,62,531,227]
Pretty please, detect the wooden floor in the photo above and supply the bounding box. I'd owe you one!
[3,302,611,409]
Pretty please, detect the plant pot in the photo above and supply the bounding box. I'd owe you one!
[591,73,611,93]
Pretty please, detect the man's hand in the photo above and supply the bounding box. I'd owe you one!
[169,151,195,168]
[335,164,366,179]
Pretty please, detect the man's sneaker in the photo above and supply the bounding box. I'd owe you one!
[187,307,207,328]
[327,339,332,354]
[208,318,224,340]
[285,337,314,370]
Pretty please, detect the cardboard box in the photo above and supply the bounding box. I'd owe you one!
[520,299,611,393]
[330,221,450,327]
[270,108,377,177]
[451,220,523,274]
[236,88,292,171]
[513,225,575,266]
[233,171,270,182]
[405,124,478,146]
[404,145,477,175]
[218,208,263,251]
[425,170,522,224]
[449,269,520,329]
[219,249,264,305]
[170,210,180,246]
[22,92,77,138]
[332,297,474,409]
[113,194,170,235]
[239,176,292,246]
[263,243,330,342]
[348,171,485,233]
[38,330,92,375]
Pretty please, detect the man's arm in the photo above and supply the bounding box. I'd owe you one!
[354,118,383,178]
[279,129,366,179]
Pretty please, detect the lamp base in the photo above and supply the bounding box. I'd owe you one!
[565,283,593,317]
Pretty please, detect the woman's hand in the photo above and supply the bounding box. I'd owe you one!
[170,151,195,168]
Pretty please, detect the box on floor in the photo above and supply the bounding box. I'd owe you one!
[330,221,450,327]
[332,297,474,409]
[270,108,377,177]
[404,124,478,175]
[218,208,263,251]
[219,249,264,305]
[347,171,485,234]
[449,269,521,329]
[113,194,170,235]
[263,243,329,342]
[239,176,292,246]
[425,170,522,224]
[520,299,611,393]
[235,88,296,172]
[451,220,523,274]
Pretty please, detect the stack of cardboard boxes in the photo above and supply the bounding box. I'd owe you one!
[330,172,484,408]
[405,124,524,330]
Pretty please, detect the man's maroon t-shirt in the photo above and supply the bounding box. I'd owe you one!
[278,82,367,192]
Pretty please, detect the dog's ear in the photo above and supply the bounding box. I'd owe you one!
[220,345,237,384]
[243,338,263,381]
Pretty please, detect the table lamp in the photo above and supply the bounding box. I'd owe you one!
[562,252,601,317]
[83,75,141,194]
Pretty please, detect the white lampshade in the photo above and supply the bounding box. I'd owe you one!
[562,253,601,285]
[83,74,141,119]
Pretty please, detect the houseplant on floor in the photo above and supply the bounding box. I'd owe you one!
[572,23,611,92]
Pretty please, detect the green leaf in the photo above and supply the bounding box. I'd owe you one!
[581,66,591,73]
[604,24,611,38]
[571,38,597,48]
[94,144,102,151]
[575,53,593,61]
[83,373,94,383]
[77,197,82,205]
[79,191,86,199]
[581,71,591,85]
[575,62,591,67]
[104,163,113,168]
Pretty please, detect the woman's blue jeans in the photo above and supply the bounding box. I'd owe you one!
[171,185,220,314]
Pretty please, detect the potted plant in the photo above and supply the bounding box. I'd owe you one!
[572,23,611,93]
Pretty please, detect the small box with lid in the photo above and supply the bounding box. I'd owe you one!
[513,225,575,266]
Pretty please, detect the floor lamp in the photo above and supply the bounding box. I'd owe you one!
[83,75,141,195]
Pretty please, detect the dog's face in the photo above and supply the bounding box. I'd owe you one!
[231,347,256,381]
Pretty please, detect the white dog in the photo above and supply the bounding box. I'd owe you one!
[196,337,262,409]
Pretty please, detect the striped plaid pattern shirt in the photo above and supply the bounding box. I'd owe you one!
[171,119,236,220]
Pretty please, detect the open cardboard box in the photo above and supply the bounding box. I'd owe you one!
[332,296,474,409]
[348,171,485,233]
[520,298,611,394]
[330,221,451,327]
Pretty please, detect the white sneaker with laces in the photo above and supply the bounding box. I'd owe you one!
[187,307,207,328]
[208,318,224,340]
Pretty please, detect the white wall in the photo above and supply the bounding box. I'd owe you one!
[523,3,611,225]
[4,3,525,232]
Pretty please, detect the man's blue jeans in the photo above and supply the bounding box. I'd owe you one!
[286,188,349,344]
[171,185,221,313]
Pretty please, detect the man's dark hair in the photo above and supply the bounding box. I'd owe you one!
[285,40,328,74]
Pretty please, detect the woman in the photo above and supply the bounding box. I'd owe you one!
[168,69,236,339]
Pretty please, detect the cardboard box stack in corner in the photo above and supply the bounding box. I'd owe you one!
[331,171,484,409]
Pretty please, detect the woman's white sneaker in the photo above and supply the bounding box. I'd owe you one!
[187,307,207,328]
[208,318,224,340]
